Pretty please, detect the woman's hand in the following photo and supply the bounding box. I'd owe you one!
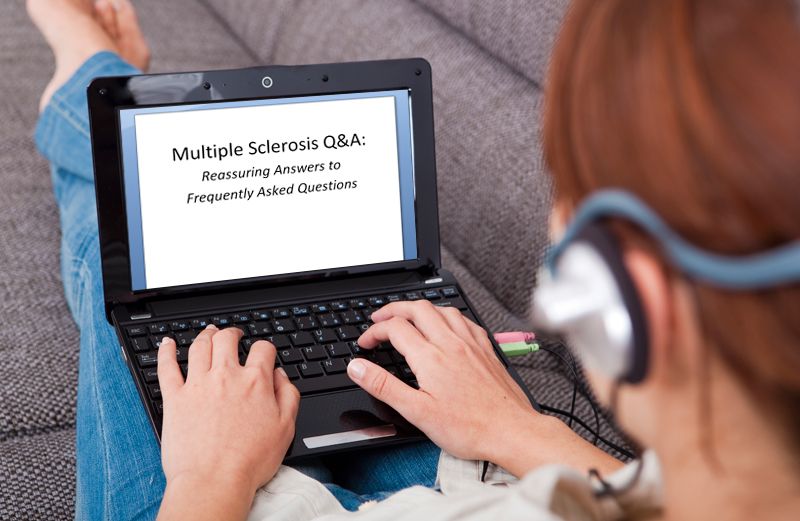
[347,301,622,477]
[156,325,300,521]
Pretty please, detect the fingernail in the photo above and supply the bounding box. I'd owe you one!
[160,337,172,346]
[276,367,287,378]
[348,359,366,380]
[206,324,218,330]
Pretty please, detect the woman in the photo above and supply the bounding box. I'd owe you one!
[29,0,800,520]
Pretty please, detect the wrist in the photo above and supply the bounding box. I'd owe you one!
[159,469,256,521]
[485,410,563,476]
[487,411,624,478]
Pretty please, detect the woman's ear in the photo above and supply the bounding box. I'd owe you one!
[623,245,683,385]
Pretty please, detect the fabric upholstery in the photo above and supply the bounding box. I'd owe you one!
[0,1,631,518]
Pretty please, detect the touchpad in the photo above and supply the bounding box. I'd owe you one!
[290,389,421,458]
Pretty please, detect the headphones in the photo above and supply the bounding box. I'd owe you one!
[531,189,800,384]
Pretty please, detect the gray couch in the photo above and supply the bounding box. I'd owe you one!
[0,1,630,518]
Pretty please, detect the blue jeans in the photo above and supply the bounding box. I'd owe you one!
[35,51,439,520]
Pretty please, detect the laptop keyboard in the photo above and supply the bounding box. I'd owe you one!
[123,286,469,419]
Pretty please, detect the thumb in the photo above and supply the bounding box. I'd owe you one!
[274,368,300,421]
[347,358,425,422]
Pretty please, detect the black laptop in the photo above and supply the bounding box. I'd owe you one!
[87,58,533,460]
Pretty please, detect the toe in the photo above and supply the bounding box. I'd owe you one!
[94,0,120,40]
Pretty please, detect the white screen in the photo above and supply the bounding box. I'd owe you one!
[125,94,410,290]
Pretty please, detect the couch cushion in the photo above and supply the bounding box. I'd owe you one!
[414,0,570,85]
[204,0,558,320]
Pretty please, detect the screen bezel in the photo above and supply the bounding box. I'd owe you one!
[87,59,440,315]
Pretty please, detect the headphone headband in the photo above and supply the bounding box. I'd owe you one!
[547,190,800,290]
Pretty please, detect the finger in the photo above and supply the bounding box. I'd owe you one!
[434,306,475,343]
[370,301,454,345]
[156,337,183,398]
[358,317,433,360]
[274,368,300,421]
[94,0,120,39]
[245,340,277,374]
[187,324,216,378]
[347,358,426,423]
[211,327,243,368]
[461,315,498,356]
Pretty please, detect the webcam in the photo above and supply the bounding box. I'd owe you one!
[261,76,273,89]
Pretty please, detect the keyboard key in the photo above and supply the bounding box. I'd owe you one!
[311,303,330,314]
[302,345,328,361]
[292,306,310,316]
[242,338,258,353]
[127,326,147,337]
[386,294,402,302]
[251,310,271,321]
[312,328,338,344]
[289,332,314,347]
[299,362,324,378]
[368,296,386,306]
[282,364,300,380]
[148,385,162,399]
[278,349,304,364]
[154,401,164,415]
[323,358,347,374]
[295,316,318,330]
[272,308,291,319]
[318,313,342,327]
[356,350,393,367]
[326,342,352,358]
[265,334,291,349]
[179,363,188,378]
[423,289,441,300]
[170,320,190,331]
[292,373,358,395]
[211,316,231,327]
[405,292,422,301]
[340,310,363,324]
[130,337,150,352]
[336,326,361,341]
[374,352,394,366]
[231,313,251,324]
[142,367,159,383]
[272,319,295,333]
[176,347,189,363]
[137,352,158,367]
[175,331,196,347]
[330,301,348,311]
[434,298,468,310]
[398,364,415,380]
[349,298,368,309]
[349,341,366,355]
[249,321,272,336]
[441,287,459,298]
[191,318,210,329]
[148,323,169,335]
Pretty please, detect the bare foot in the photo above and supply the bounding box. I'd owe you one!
[27,0,150,112]
[94,0,150,72]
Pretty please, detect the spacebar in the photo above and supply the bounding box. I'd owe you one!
[292,373,360,395]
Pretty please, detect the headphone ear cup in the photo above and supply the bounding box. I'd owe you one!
[576,224,649,383]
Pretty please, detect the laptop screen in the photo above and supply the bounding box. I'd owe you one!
[118,90,417,292]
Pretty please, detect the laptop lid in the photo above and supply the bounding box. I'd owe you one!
[87,59,440,320]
